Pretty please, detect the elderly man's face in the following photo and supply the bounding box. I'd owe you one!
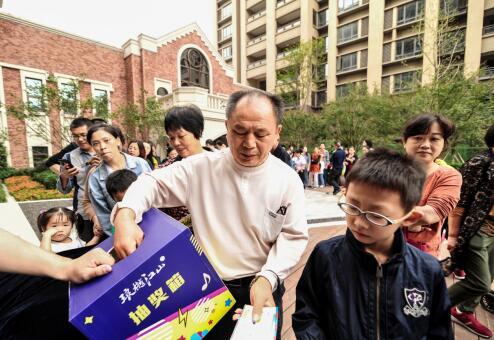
[226,96,281,167]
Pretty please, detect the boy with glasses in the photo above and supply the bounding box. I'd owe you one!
[292,148,452,339]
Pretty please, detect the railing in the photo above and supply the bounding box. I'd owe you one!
[337,33,358,44]
[277,50,292,59]
[207,94,228,111]
[480,66,494,79]
[220,12,232,21]
[338,1,360,13]
[248,9,266,22]
[395,50,422,60]
[484,24,494,36]
[277,20,301,33]
[247,59,267,69]
[276,0,295,8]
[248,34,266,46]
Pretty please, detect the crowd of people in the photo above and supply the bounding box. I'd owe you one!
[0,89,492,340]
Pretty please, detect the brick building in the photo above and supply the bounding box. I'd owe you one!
[0,12,243,168]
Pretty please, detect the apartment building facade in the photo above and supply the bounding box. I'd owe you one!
[216,0,494,109]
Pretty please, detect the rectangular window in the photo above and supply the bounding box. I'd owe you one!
[397,0,424,26]
[337,21,358,43]
[394,71,420,93]
[337,52,357,72]
[25,77,43,111]
[59,82,78,115]
[221,3,232,20]
[32,146,49,167]
[336,84,351,98]
[93,89,109,117]
[222,25,232,40]
[395,36,421,60]
[338,0,359,12]
[316,10,328,27]
[222,46,232,59]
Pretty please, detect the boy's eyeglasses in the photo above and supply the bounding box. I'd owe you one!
[337,198,400,227]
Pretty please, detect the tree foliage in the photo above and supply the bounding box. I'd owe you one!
[276,38,327,110]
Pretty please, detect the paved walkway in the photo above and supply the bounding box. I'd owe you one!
[0,185,39,245]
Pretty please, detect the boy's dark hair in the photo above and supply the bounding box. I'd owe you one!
[346,148,426,212]
[106,169,138,200]
[402,113,455,147]
[91,118,107,124]
[226,90,284,124]
[70,117,93,130]
[37,207,76,233]
[485,123,494,148]
[164,105,204,139]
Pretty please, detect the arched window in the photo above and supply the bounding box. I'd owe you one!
[156,87,168,96]
[180,48,210,90]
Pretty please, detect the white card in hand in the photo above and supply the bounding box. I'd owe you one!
[230,305,278,340]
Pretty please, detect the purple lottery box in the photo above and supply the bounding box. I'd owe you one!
[69,208,235,339]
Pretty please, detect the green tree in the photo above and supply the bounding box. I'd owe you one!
[112,91,167,141]
[276,38,327,111]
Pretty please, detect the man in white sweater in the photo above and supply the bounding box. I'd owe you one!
[112,90,308,338]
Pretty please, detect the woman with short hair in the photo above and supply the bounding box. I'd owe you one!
[402,113,462,258]
[86,124,151,235]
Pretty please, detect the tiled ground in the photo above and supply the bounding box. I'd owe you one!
[281,226,494,340]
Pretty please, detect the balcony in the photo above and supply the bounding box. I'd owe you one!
[247,60,267,79]
[247,59,267,70]
[247,10,267,33]
[246,0,264,10]
[160,87,228,115]
[484,24,494,36]
[338,0,368,17]
[480,66,494,80]
[482,34,494,54]
[247,36,266,56]
[276,0,300,19]
[276,20,301,45]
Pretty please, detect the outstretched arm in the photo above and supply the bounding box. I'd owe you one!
[0,229,114,283]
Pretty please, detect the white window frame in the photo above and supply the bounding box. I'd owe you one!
[0,67,11,166]
[221,25,232,40]
[338,21,359,43]
[220,3,232,20]
[20,69,51,167]
[338,0,359,12]
[395,36,421,60]
[338,52,358,72]
[397,0,423,26]
[90,82,112,118]
[222,45,233,59]
[154,78,172,97]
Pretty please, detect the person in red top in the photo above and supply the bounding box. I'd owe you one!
[401,113,462,258]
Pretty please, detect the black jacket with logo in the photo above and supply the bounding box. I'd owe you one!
[292,229,452,340]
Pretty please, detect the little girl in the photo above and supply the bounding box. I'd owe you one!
[38,207,100,253]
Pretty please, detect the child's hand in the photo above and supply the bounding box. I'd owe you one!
[42,228,59,238]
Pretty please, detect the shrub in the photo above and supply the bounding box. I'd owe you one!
[32,170,59,189]
[0,144,7,169]
[0,183,6,203]
[0,167,37,180]
[4,175,70,201]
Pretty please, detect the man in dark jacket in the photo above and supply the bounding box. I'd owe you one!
[329,142,345,194]
[293,149,452,339]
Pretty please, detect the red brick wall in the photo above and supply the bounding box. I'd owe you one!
[3,67,28,168]
[0,16,241,168]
